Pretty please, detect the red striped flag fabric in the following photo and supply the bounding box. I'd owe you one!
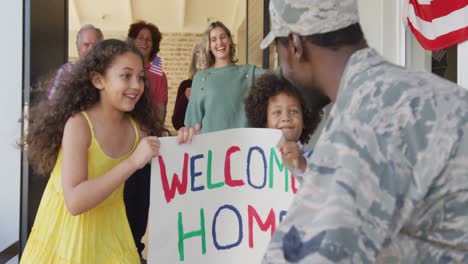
[149,56,164,76]
[407,0,468,50]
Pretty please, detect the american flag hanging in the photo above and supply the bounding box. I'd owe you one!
[149,56,164,76]
[407,0,468,50]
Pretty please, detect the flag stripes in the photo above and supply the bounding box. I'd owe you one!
[407,0,468,50]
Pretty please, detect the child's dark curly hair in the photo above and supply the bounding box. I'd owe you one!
[24,39,168,176]
[244,73,323,144]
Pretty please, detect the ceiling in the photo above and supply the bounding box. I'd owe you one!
[68,0,246,57]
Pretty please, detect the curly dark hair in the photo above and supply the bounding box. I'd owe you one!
[24,39,167,175]
[127,20,162,61]
[244,74,323,144]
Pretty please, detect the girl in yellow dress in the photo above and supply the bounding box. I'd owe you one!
[21,39,166,263]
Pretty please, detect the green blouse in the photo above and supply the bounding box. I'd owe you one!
[184,64,267,133]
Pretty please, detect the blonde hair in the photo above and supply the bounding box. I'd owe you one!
[188,41,207,79]
[203,21,238,68]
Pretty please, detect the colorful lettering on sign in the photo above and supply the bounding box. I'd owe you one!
[178,208,206,261]
[159,154,189,203]
[177,204,287,261]
[158,146,298,204]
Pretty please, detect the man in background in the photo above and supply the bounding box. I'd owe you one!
[48,24,103,99]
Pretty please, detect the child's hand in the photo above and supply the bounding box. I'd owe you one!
[177,124,201,144]
[184,87,192,99]
[279,141,307,173]
[129,136,160,169]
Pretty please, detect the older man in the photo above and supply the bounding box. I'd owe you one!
[261,0,468,263]
[48,24,103,99]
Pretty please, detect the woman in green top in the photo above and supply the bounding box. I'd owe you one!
[184,21,267,133]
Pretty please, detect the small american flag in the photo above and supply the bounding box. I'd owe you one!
[149,56,163,76]
[432,48,447,62]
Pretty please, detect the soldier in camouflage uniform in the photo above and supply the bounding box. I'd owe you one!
[260,0,468,263]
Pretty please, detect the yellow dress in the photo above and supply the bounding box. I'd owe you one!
[21,112,140,264]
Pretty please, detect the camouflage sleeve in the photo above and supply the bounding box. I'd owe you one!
[263,114,415,263]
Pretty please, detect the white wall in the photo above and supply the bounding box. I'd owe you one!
[358,0,383,54]
[406,29,431,72]
[358,0,434,71]
[358,0,407,66]
[0,0,22,253]
[458,41,468,88]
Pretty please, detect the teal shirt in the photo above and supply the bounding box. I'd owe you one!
[184,64,267,133]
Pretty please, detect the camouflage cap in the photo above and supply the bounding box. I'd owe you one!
[260,0,359,49]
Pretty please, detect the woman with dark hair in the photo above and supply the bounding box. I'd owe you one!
[128,20,168,124]
[126,20,167,263]
[184,21,268,133]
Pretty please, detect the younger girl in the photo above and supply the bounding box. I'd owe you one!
[21,39,164,263]
[244,73,323,176]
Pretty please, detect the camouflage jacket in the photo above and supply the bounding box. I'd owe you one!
[263,48,468,263]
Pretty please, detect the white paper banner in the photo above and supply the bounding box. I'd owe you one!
[148,128,299,263]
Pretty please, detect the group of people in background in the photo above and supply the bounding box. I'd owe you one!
[24,17,302,264]
[21,0,468,263]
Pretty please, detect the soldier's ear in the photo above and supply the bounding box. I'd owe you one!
[289,33,304,60]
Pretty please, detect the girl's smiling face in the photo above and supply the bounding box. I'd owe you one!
[96,52,145,112]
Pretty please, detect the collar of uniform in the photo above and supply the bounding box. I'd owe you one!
[335,48,385,112]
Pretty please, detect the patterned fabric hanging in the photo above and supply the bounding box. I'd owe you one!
[407,0,468,50]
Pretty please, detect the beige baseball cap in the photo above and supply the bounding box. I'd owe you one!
[260,0,359,49]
